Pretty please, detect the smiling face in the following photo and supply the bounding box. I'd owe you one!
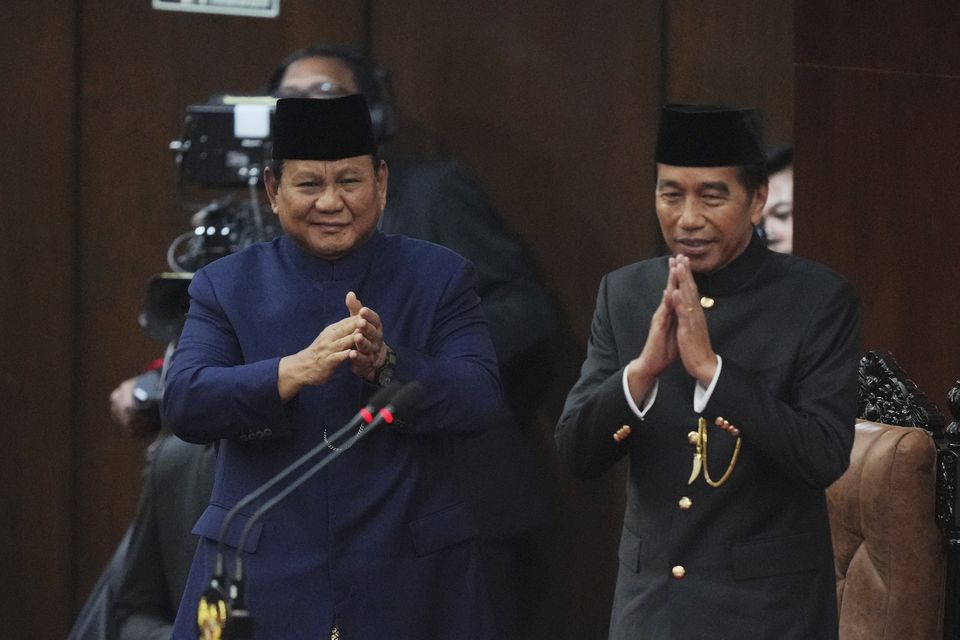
[655,164,767,273]
[264,156,388,260]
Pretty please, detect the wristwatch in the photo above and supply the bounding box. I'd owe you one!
[375,346,397,387]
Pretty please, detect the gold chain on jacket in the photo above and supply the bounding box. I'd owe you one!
[687,417,742,487]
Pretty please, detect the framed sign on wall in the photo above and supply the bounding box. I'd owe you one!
[152,0,279,18]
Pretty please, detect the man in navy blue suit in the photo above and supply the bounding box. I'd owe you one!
[269,43,554,639]
[89,44,550,640]
[164,95,501,639]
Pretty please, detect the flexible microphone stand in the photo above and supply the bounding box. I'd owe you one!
[225,381,426,639]
[196,382,403,640]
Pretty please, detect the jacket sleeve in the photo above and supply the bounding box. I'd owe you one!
[165,253,500,442]
[706,278,861,489]
[388,258,502,437]
[162,268,290,443]
[555,274,637,478]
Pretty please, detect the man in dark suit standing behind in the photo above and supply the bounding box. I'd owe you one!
[112,438,214,640]
[557,105,860,639]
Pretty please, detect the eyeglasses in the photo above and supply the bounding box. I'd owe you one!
[274,81,349,100]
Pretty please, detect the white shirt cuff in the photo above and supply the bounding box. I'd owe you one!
[693,354,723,413]
[623,367,658,420]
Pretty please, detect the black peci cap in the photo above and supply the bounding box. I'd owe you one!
[655,104,765,167]
[272,95,376,161]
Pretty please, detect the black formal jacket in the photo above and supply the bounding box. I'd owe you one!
[382,159,553,539]
[557,236,861,640]
[112,436,214,640]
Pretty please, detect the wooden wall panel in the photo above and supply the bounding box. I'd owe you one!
[666,0,794,145]
[371,4,663,636]
[73,0,364,611]
[796,4,960,406]
[0,2,77,636]
[795,68,960,403]
[797,1,960,75]
[374,2,663,341]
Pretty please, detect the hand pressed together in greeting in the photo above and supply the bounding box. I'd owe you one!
[625,255,718,404]
[277,291,389,401]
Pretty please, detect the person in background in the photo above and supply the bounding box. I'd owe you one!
[556,105,859,639]
[112,438,214,640]
[66,358,170,640]
[761,144,793,254]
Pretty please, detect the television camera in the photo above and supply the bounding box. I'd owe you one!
[134,97,280,423]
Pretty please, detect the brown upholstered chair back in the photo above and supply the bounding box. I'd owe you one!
[827,419,946,640]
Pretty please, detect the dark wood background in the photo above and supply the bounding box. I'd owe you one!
[795,2,960,410]
[11,1,955,638]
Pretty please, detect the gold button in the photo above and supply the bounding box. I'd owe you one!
[700,296,715,309]
[687,431,700,445]
[678,496,692,510]
[672,565,686,579]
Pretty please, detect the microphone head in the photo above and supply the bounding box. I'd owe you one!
[388,381,426,415]
[375,381,424,426]
[223,608,256,639]
[368,380,403,409]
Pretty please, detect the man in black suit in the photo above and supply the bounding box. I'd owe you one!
[557,105,860,639]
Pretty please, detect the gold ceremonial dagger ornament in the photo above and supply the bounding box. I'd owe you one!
[687,417,742,487]
[686,427,703,484]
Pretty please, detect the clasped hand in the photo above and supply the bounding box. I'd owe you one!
[625,255,717,403]
[278,291,388,401]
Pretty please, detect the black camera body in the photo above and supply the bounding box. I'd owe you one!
[175,99,274,187]
[140,97,281,348]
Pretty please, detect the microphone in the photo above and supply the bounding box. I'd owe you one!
[226,381,426,630]
[232,380,425,561]
[196,382,402,640]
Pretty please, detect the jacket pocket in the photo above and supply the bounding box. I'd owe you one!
[731,531,820,580]
[618,527,643,573]
[408,502,477,557]
[191,503,264,553]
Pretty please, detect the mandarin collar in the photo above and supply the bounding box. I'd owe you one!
[280,231,385,282]
[692,230,768,298]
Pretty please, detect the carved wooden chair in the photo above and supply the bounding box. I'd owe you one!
[826,351,960,639]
